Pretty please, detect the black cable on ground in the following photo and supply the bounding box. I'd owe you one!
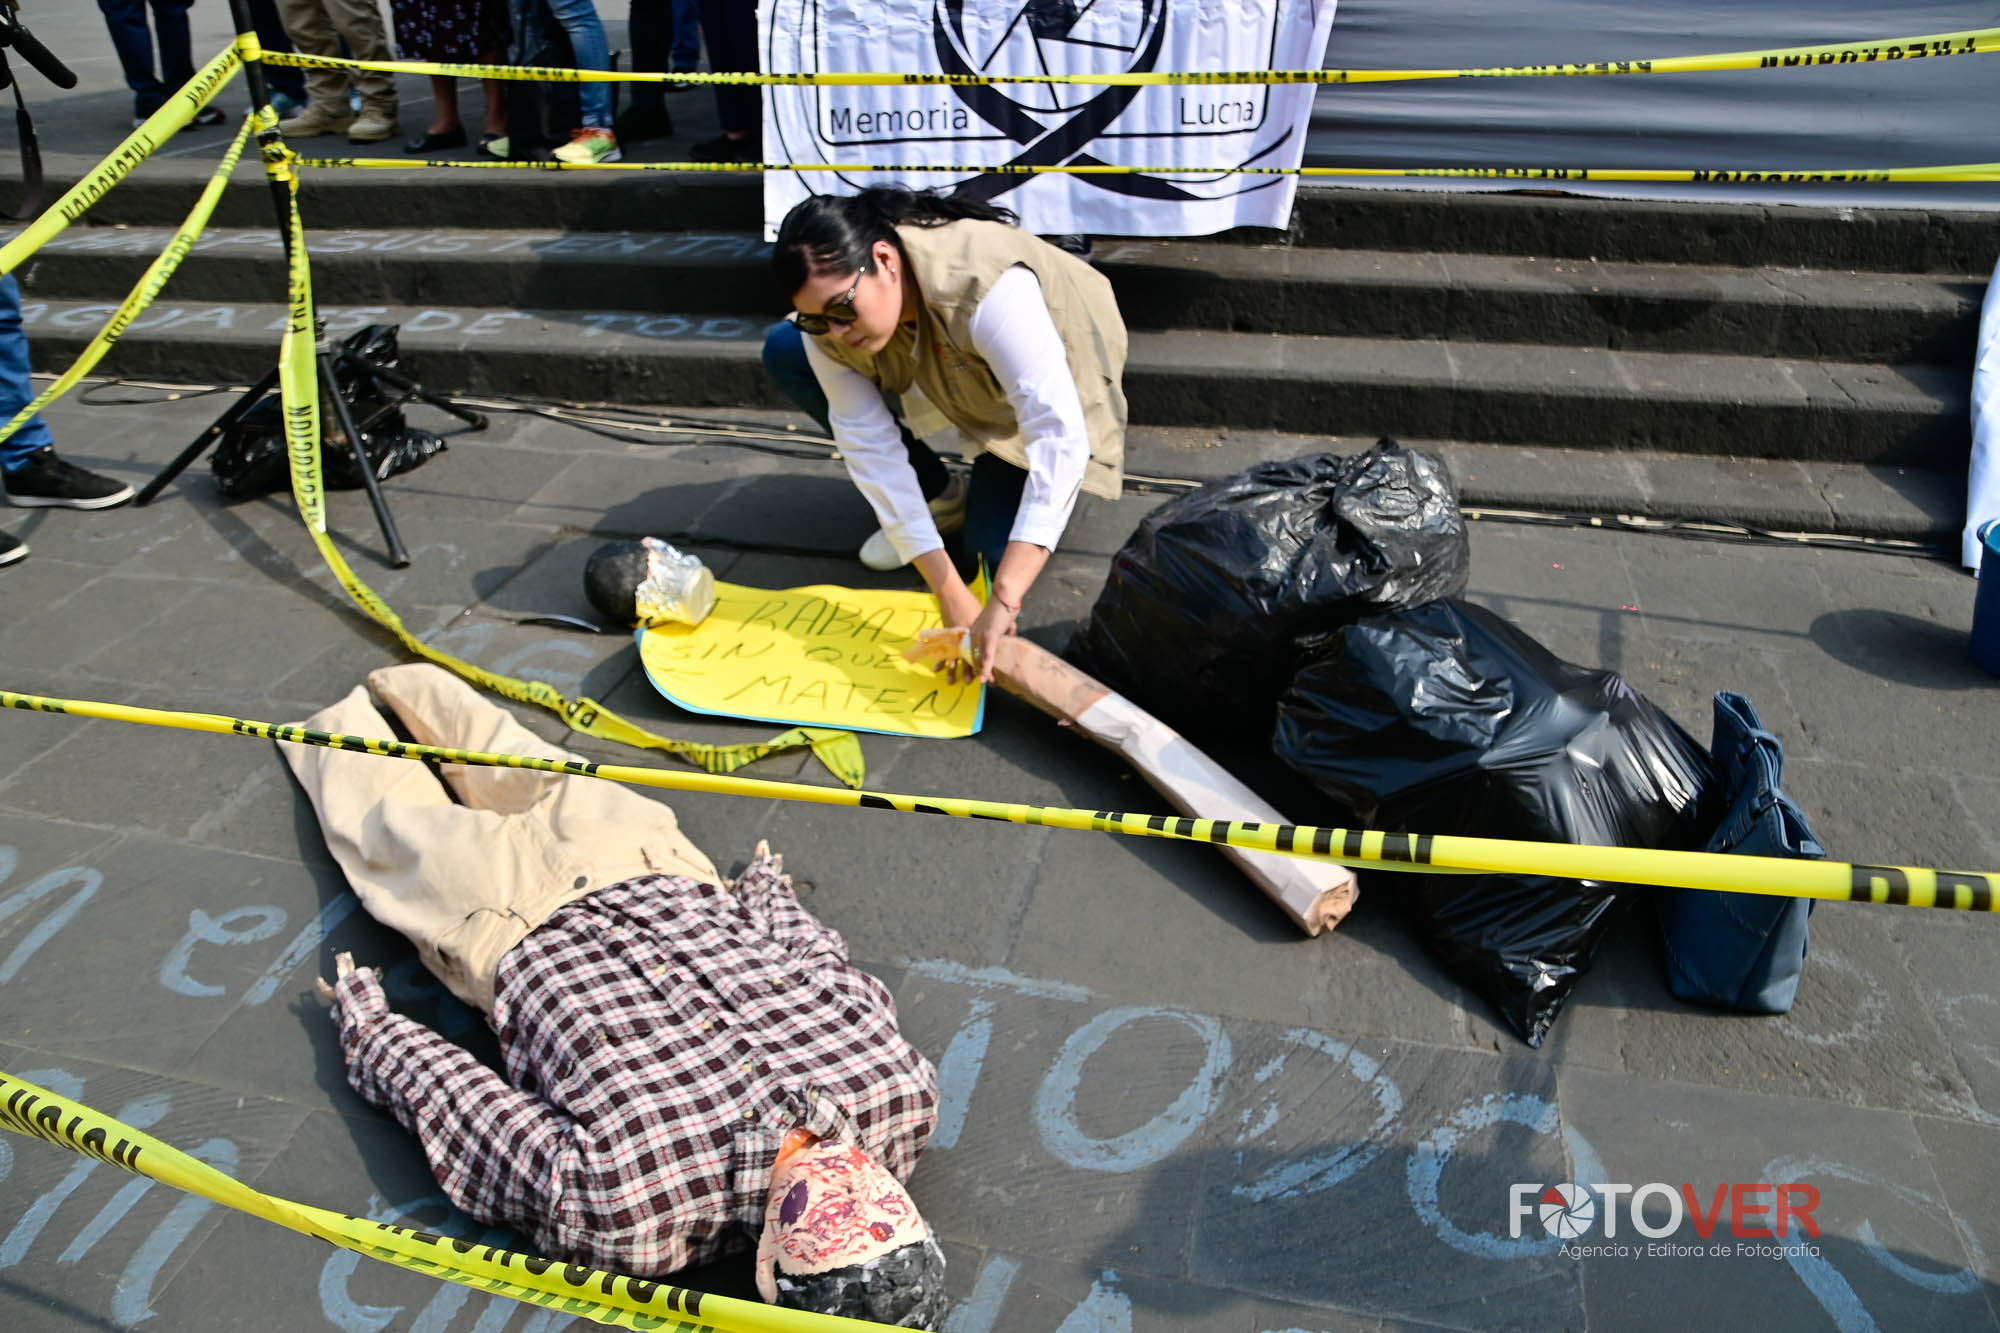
[70,374,1960,563]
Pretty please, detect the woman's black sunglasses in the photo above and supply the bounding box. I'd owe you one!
[794,264,870,336]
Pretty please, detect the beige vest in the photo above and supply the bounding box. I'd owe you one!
[816,220,1127,500]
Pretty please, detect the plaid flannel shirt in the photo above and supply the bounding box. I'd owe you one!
[331,851,938,1276]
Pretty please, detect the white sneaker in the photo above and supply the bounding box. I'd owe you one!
[859,529,905,571]
[856,475,967,570]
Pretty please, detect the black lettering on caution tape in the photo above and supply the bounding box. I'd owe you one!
[1850,864,1911,904]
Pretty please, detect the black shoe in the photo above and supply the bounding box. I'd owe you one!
[182,106,227,131]
[616,101,674,142]
[0,529,24,566]
[689,132,759,163]
[3,448,135,509]
[404,126,469,153]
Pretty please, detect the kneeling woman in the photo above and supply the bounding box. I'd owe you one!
[764,187,1127,682]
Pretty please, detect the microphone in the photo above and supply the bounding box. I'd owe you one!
[0,8,79,90]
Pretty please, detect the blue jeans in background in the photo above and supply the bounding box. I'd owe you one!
[96,0,196,119]
[631,0,702,76]
[543,0,614,128]
[0,276,55,473]
[245,0,309,102]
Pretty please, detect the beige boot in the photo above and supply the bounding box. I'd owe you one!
[348,108,400,143]
[277,102,354,137]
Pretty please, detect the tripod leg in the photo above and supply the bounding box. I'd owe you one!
[319,352,413,568]
[133,365,281,506]
[339,353,488,430]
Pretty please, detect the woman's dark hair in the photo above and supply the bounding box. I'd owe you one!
[772,187,1017,300]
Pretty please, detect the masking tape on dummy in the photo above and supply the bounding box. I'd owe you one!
[4,688,1996,912]
[262,166,864,786]
[285,156,2000,184]
[0,46,240,277]
[0,119,254,450]
[0,1070,897,1333]
[256,26,2000,87]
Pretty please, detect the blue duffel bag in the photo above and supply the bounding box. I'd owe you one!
[1660,691,1823,1013]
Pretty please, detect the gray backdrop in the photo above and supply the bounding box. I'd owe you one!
[1304,0,2000,209]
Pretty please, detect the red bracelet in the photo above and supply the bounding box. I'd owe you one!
[993,594,1022,617]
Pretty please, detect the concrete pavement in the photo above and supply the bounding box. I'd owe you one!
[0,383,1997,1332]
[2,5,1998,1330]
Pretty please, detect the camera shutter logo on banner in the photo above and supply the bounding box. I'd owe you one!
[760,0,1341,237]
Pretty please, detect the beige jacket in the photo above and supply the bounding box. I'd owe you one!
[815,219,1128,500]
[284,665,719,1016]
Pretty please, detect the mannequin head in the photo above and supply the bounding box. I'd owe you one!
[754,1137,945,1328]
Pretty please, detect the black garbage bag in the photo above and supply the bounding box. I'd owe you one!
[1274,599,1712,1046]
[211,325,447,500]
[1067,442,1468,751]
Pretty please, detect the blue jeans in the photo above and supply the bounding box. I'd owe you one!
[0,277,55,473]
[245,0,308,101]
[631,0,702,80]
[96,0,196,118]
[544,0,614,128]
[762,320,1024,579]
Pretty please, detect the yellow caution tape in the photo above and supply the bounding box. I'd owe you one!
[0,1069,896,1332]
[0,44,240,277]
[288,156,2000,183]
[0,118,254,451]
[255,26,2000,86]
[3,688,1994,911]
[263,172,865,785]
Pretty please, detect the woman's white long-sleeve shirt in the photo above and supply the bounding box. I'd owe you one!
[802,264,1091,565]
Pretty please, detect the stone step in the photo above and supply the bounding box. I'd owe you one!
[15,224,1982,363]
[43,154,2000,271]
[22,297,1965,467]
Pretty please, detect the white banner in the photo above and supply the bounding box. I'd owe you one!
[760,0,1340,238]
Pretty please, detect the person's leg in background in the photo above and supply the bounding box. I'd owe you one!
[95,0,169,120]
[0,253,40,561]
[667,0,701,72]
[143,0,227,126]
[274,0,358,134]
[545,0,620,162]
[691,0,757,162]
[0,276,135,514]
[146,0,195,92]
[0,277,58,480]
[618,0,674,141]
[244,0,310,112]
[319,0,402,142]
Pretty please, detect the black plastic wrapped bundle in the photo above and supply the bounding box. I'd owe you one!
[1275,599,1713,1046]
[1067,441,1469,751]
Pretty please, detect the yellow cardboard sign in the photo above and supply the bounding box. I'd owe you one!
[638,581,985,739]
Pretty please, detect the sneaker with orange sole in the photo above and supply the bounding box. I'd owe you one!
[553,128,622,164]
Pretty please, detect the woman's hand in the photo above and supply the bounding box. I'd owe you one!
[964,596,1020,685]
[931,576,989,685]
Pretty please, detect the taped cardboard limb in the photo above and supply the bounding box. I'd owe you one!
[987,637,1358,934]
